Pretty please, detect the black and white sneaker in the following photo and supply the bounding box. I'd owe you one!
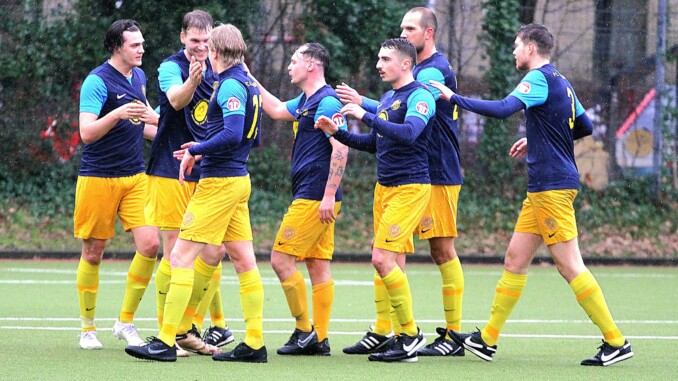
[125,337,177,362]
[212,342,268,363]
[368,327,426,363]
[449,329,496,362]
[581,340,634,366]
[203,326,235,347]
[418,327,464,356]
[277,327,318,355]
[343,328,395,354]
[305,338,331,356]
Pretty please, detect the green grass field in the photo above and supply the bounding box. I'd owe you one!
[1,260,676,380]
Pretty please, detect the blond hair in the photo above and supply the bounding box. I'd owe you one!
[209,24,246,67]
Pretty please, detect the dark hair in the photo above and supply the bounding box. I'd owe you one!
[516,23,554,56]
[299,42,331,72]
[182,10,213,33]
[408,7,437,34]
[104,19,141,53]
[381,38,417,66]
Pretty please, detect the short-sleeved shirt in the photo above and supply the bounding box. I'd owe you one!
[79,62,148,177]
[284,85,348,201]
[147,50,218,181]
[413,52,463,186]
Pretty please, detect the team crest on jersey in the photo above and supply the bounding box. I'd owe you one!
[390,99,401,110]
[331,112,345,127]
[388,224,401,238]
[516,81,531,94]
[300,109,309,117]
[544,217,558,231]
[226,97,241,111]
[282,227,295,240]
[129,100,142,125]
[192,99,208,125]
[415,101,429,115]
[378,110,389,121]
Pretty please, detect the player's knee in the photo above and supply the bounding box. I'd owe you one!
[82,239,106,265]
[137,236,160,257]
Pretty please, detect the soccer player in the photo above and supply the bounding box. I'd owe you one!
[146,9,230,356]
[125,24,266,363]
[337,7,466,357]
[429,23,634,366]
[248,43,348,355]
[315,38,435,363]
[75,19,160,350]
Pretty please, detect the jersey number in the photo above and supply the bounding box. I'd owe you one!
[247,94,261,139]
[567,87,575,129]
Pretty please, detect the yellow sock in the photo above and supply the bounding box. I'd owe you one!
[381,267,417,336]
[193,262,226,330]
[482,270,527,346]
[239,268,264,349]
[570,270,625,346]
[119,252,155,323]
[440,258,464,332]
[178,257,216,335]
[155,258,172,329]
[281,270,311,332]
[77,258,99,331]
[389,307,402,336]
[158,267,193,346]
[312,280,334,341]
[373,272,392,335]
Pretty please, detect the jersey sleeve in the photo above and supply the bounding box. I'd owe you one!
[361,96,379,113]
[317,97,348,137]
[405,88,436,124]
[284,93,304,115]
[217,78,248,118]
[79,74,107,115]
[509,70,548,109]
[415,67,445,100]
[158,61,184,93]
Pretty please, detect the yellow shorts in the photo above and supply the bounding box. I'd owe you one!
[145,175,197,230]
[373,183,431,254]
[417,184,461,239]
[273,199,342,260]
[514,189,579,245]
[178,175,252,245]
[73,173,148,240]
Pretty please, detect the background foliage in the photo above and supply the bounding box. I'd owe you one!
[0,0,674,257]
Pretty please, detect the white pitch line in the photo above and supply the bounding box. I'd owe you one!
[0,325,675,340]
[2,317,677,324]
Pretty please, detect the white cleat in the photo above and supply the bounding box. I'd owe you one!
[79,331,103,350]
[113,320,145,346]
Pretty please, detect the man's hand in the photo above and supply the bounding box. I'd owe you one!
[340,103,366,120]
[178,142,199,184]
[509,137,527,158]
[318,195,336,224]
[140,104,159,126]
[188,55,203,87]
[315,115,340,135]
[428,80,455,101]
[116,100,147,121]
[336,83,362,105]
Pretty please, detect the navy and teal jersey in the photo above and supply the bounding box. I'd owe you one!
[284,85,348,201]
[78,62,147,177]
[335,81,435,186]
[509,64,585,192]
[187,65,261,178]
[146,51,218,182]
[413,52,463,186]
